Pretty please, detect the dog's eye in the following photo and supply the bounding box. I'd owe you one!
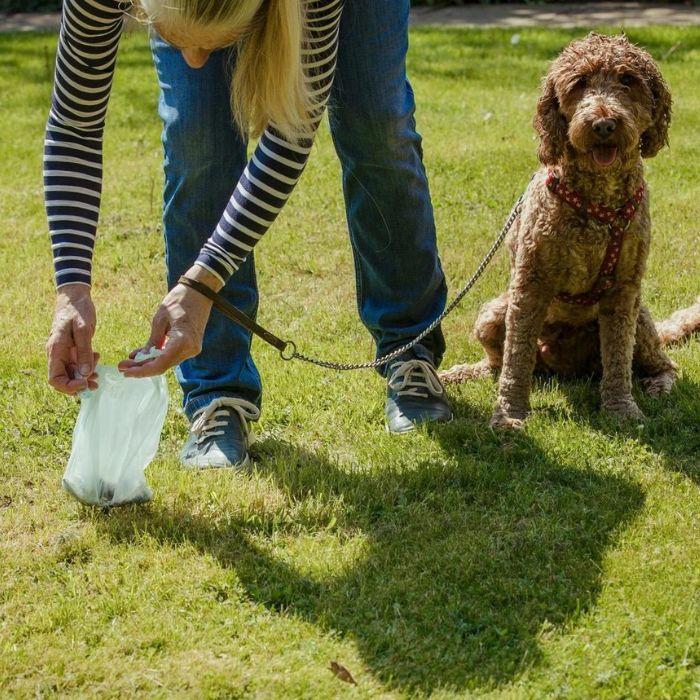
[574,76,588,90]
[620,73,636,87]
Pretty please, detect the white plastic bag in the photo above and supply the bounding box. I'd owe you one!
[62,360,168,507]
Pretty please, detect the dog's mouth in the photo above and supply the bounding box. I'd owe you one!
[591,143,618,168]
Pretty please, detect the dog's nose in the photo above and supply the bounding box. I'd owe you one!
[592,118,617,137]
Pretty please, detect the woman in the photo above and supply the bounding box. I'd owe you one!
[46,0,452,469]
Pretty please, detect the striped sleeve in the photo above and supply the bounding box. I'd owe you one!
[44,0,125,288]
[194,0,344,284]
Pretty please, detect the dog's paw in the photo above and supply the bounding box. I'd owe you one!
[641,371,676,397]
[439,360,495,384]
[490,405,528,430]
[602,398,645,423]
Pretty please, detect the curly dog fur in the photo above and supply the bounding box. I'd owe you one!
[441,33,700,429]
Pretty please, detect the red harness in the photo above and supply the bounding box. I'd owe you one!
[545,170,645,306]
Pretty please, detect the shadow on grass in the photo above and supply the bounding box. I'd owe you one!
[550,374,700,484]
[96,404,645,694]
[455,349,700,485]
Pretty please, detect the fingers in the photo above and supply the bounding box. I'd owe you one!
[68,362,100,391]
[118,290,209,378]
[118,346,156,373]
[73,318,95,377]
[147,312,169,354]
[118,309,173,377]
[119,344,177,377]
[69,351,100,384]
[119,332,196,378]
[85,352,100,390]
[47,292,98,395]
[47,343,100,396]
[48,351,87,395]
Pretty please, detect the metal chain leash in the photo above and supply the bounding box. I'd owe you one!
[285,193,525,371]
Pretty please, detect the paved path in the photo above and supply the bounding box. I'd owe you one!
[1,3,699,33]
[411,3,700,28]
[0,13,60,32]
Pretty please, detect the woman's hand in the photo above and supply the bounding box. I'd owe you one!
[46,285,100,395]
[118,265,222,378]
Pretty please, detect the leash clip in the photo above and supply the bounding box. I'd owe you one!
[280,341,297,361]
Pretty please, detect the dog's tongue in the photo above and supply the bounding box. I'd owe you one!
[592,144,618,167]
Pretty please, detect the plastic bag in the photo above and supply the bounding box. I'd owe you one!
[62,357,168,507]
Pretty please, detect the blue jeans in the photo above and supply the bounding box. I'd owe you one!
[151,0,447,419]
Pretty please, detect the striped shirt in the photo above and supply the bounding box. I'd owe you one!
[45,0,343,288]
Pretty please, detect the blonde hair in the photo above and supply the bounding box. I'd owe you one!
[137,0,316,141]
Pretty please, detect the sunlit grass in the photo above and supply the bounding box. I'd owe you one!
[0,26,698,698]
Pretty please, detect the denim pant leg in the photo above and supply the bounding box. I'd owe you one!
[151,38,262,418]
[328,0,447,374]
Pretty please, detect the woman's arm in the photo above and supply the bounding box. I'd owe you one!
[45,0,124,288]
[193,0,344,284]
[44,0,123,393]
[122,0,344,379]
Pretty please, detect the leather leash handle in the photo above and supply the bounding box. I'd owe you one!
[178,276,292,355]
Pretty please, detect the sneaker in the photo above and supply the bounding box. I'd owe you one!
[181,397,260,469]
[385,357,453,434]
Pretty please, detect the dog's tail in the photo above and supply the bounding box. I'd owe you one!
[656,297,700,346]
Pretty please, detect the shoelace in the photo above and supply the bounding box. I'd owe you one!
[387,359,445,399]
[190,397,261,446]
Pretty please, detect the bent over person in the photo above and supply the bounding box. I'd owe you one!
[46,0,452,469]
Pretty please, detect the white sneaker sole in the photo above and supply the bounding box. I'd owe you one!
[180,452,251,471]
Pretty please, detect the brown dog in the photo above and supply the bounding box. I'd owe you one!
[441,33,700,429]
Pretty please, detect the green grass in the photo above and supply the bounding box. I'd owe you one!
[1,25,699,699]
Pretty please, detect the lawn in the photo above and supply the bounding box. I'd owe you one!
[1,24,699,699]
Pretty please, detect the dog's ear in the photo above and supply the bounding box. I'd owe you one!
[533,72,567,166]
[640,63,672,158]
